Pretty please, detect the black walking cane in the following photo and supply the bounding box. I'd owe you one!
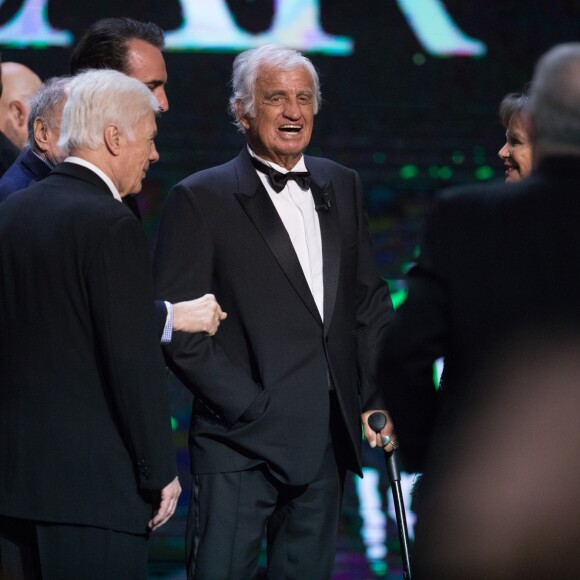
[368,412,412,580]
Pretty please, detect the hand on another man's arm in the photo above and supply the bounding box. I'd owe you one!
[173,293,227,336]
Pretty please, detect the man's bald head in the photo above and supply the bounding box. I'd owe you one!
[0,62,42,149]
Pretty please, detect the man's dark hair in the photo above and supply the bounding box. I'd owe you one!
[70,17,165,75]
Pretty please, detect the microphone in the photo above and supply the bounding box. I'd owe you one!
[315,191,332,212]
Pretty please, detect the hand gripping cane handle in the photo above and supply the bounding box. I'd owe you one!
[367,412,412,579]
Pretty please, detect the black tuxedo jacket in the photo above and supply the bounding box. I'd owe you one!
[154,149,392,485]
[0,162,176,534]
[0,151,168,338]
[0,147,52,203]
[0,130,19,178]
[379,156,580,472]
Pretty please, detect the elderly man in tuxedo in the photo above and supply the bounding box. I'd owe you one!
[0,69,180,580]
[155,44,393,579]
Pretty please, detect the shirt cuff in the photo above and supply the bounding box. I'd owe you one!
[161,301,174,344]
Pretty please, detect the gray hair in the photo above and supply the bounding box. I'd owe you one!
[498,90,530,130]
[58,69,158,154]
[529,43,580,155]
[27,76,71,152]
[228,44,321,133]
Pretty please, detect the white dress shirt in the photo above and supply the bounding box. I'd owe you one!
[249,148,324,319]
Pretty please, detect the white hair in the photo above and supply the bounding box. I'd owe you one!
[228,44,321,133]
[58,69,158,154]
[530,43,580,155]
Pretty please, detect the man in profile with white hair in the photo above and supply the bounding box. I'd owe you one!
[0,76,70,203]
[0,69,180,580]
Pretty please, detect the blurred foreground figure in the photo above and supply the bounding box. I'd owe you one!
[377,42,580,563]
[414,334,580,579]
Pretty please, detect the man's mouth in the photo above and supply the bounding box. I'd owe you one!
[279,125,301,133]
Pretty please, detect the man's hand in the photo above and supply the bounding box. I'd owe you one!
[361,409,397,452]
[148,476,182,531]
[173,294,227,335]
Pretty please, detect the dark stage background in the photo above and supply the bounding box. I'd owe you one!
[4,1,580,279]
[3,1,580,577]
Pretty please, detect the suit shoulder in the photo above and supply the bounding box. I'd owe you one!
[437,179,516,209]
[174,158,237,191]
[304,154,354,176]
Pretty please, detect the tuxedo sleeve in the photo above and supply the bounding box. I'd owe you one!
[87,214,177,490]
[351,170,395,411]
[154,183,266,427]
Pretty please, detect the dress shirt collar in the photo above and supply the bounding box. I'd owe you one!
[64,156,122,202]
[247,146,307,173]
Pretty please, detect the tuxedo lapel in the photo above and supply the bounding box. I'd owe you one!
[310,178,341,330]
[234,152,322,325]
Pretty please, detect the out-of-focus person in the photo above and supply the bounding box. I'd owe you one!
[0,76,70,204]
[0,61,42,151]
[0,69,180,580]
[0,53,20,176]
[498,90,533,182]
[0,60,41,176]
[377,41,580,551]
[413,332,580,579]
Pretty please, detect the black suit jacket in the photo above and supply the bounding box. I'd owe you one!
[0,150,168,338]
[0,131,19,178]
[154,149,392,485]
[0,162,176,534]
[0,147,52,203]
[379,156,580,472]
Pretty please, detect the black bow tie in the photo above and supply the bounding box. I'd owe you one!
[251,156,311,193]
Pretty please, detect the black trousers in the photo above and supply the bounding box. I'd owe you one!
[186,393,348,580]
[0,515,148,580]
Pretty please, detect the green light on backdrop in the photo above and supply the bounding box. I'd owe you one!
[475,165,494,180]
[412,52,426,65]
[438,166,453,179]
[400,164,419,179]
[373,152,386,164]
[171,417,178,431]
[390,289,408,309]
[452,151,465,164]
[473,145,486,165]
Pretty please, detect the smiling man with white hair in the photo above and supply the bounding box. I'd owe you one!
[0,69,180,580]
[155,43,393,579]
